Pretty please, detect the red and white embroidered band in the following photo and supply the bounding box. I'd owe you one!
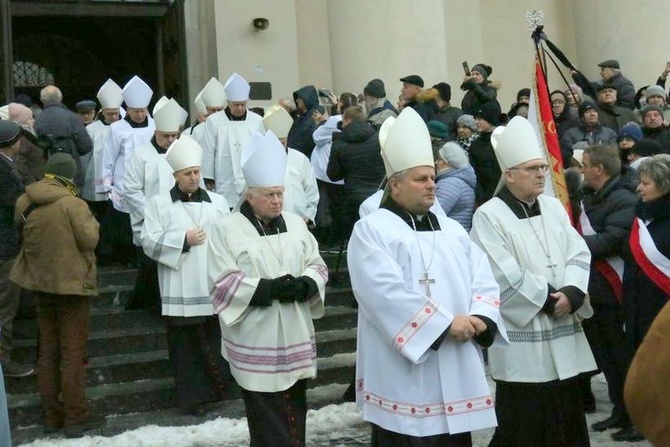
[578,207,624,302]
[630,218,670,296]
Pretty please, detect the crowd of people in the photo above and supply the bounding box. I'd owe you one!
[0,56,668,446]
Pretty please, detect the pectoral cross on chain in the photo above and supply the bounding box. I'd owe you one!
[546,258,558,279]
[418,272,435,298]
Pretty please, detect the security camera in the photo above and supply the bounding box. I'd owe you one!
[252,18,269,31]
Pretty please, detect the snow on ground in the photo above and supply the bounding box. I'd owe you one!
[19,374,651,447]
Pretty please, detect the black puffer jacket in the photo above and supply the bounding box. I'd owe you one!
[0,155,24,260]
[327,121,384,201]
[288,85,320,158]
[460,79,499,115]
[468,131,500,205]
[622,195,670,350]
[581,174,638,306]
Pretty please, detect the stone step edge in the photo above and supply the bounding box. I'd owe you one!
[10,383,352,443]
[8,352,357,410]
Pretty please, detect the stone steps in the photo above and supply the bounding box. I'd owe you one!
[7,252,359,443]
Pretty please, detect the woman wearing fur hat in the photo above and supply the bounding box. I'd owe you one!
[460,63,501,115]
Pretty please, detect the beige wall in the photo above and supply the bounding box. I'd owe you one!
[196,0,665,115]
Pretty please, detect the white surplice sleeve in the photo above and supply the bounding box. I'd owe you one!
[141,197,187,270]
[470,206,550,328]
[100,124,119,192]
[347,218,454,365]
[300,154,319,221]
[201,115,217,180]
[124,150,147,237]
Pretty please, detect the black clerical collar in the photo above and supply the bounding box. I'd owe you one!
[169,184,211,203]
[380,195,441,231]
[225,107,247,121]
[125,114,149,128]
[151,136,167,154]
[497,186,541,219]
[240,200,287,236]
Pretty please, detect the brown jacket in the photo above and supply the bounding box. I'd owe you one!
[625,300,670,446]
[10,178,98,296]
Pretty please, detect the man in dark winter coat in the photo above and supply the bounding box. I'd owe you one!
[571,59,636,110]
[287,85,320,158]
[640,104,670,153]
[560,100,617,164]
[579,144,638,442]
[469,101,502,205]
[595,85,636,132]
[34,85,93,189]
[399,75,434,123]
[326,106,385,236]
[0,120,34,378]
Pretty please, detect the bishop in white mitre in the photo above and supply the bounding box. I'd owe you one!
[470,116,597,446]
[202,72,264,205]
[185,77,227,145]
[207,130,327,446]
[141,134,231,415]
[262,104,319,223]
[347,107,507,446]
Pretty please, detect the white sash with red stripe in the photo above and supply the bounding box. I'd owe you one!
[629,218,670,296]
[578,206,624,302]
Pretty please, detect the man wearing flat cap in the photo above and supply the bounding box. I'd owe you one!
[571,59,636,110]
[399,74,434,122]
[75,100,97,126]
[0,120,34,378]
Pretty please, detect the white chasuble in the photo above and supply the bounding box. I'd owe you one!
[201,111,264,205]
[142,191,229,317]
[283,148,319,222]
[470,195,597,383]
[101,118,155,212]
[348,209,507,437]
[207,211,328,393]
[124,142,176,245]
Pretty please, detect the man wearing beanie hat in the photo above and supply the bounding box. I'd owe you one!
[34,85,93,190]
[639,104,670,154]
[11,152,105,437]
[363,78,398,129]
[470,101,502,204]
[101,75,155,266]
[208,130,327,446]
[347,107,505,444]
[635,85,670,124]
[202,72,264,206]
[460,63,500,115]
[142,135,231,416]
[570,59,636,109]
[0,120,34,378]
[471,116,596,447]
[560,99,617,164]
[593,85,636,132]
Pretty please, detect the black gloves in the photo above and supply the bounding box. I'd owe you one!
[249,275,318,307]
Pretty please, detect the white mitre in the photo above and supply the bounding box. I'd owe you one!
[166,135,203,172]
[241,130,287,187]
[97,79,123,109]
[153,98,188,133]
[122,75,153,108]
[224,72,250,102]
[194,91,207,116]
[379,107,434,178]
[262,104,293,139]
[200,77,227,107]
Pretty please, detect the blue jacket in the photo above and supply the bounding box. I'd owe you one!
[435,166,476,231]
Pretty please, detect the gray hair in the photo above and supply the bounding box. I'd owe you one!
[438,142,470,168]
[637,154,670,196]
[388,168,410,183]
[40,85,63,104]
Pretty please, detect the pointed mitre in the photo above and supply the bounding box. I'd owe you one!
[194,91,207,116]
[200,77,227,107]
[166,135,203,172]
[96,79,123,109]
[152,96,170,115]
[492,116,545,171]
[241,130,287,187]
[379,107,434,178]
[153,98,188,133]
[122,75,153,108]
[262,104,293,139]
[224,72,250,102]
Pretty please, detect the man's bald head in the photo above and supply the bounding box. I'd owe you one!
[40,85,63,104]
